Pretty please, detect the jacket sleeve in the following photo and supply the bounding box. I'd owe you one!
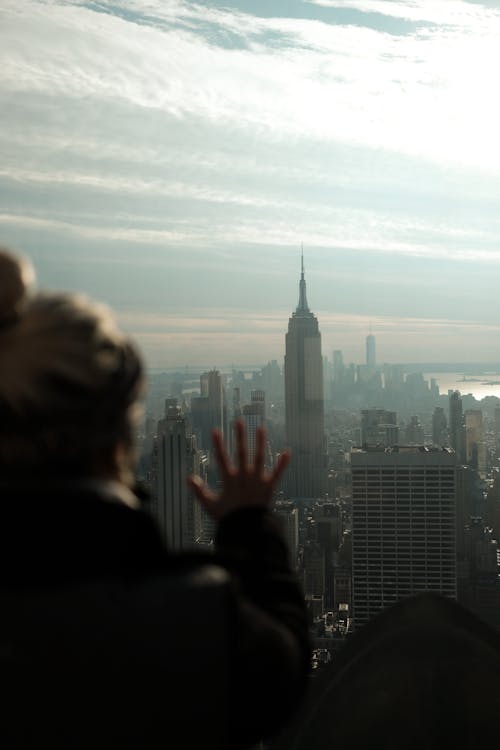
[214,507,310,747]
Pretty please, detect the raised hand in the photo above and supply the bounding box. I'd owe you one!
[188,420,289,521]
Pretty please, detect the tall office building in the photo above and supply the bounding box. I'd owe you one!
[432,406,447,446]
[351,446,457,630]
[405,415,425,445]
[155,400,201,551]
[464,409,486,475]
[332,350,344,382]
[360,408,398,447]
[449,391,466,464]
[242,389,265,463]
[202,369,225,437]
[366,333,376,370]
[191,369,227,451]
[284,255,326,499]
[495,407,500,456]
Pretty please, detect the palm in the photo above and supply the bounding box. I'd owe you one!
[189,421,289,521]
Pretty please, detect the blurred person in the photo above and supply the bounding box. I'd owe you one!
[0,248,309,749]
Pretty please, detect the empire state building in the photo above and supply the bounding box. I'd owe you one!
[284,256,326,499]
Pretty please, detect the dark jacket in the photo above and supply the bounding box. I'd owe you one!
[0,481,309,749]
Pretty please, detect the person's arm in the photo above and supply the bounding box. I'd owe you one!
[189,423,310,746]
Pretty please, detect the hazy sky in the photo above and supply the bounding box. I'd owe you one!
[2,0,500,367]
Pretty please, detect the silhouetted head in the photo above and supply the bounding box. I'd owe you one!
[0,247,144,484]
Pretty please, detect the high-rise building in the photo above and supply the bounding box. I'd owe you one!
[202,369,225,436]
[449,391,466,464]
[405,415,425,445]
[191,369,227,451]
[494,407,500,456]
[302,541,326,600]
[284,255,326,499]
[242,389,265,463]
[432,406,447,446]
[259,360,283,404]
[366,333,376,370]
[155,400,201,551]
[332,350,344,382]
[351,446,457,630]
[360,408,398,447]
[464,409,486,475]
[313,502,343,607]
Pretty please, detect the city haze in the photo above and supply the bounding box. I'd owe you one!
[2,0,500,366]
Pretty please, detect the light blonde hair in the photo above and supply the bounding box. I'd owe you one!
[0,248,144,478]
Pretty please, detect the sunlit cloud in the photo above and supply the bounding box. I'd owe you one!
[2,0,500,366]
[306,0,500,27]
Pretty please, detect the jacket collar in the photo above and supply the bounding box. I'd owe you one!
[0,479,165,587]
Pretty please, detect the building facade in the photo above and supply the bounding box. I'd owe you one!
[351,446,457,630]
[242,389,265,463]
[449,390,466,464]
[360,408,398,447]
[155,400,201,551]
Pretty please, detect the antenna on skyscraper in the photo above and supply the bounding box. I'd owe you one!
[297,243,309,313]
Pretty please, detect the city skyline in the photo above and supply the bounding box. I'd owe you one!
[3,1,500,367]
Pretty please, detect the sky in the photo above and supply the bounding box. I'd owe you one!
[2,0,500,368]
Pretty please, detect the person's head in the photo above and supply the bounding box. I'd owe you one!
[0,247,144,484]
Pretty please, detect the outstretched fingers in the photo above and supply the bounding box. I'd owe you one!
[270,450,290,486]
[235,419,248,474]
[212,429,231,478]
[254,426,265,477]
[188,475,218,511]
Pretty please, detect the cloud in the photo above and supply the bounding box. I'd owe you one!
[305,0,500,27]
[3,0,500,168]
[2,0,500,366]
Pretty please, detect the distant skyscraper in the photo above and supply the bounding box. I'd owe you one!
[465,409,486,475]
[351,446,457,630]
[284,254,326,499]
[495,407,500,456]
[191,369,227,451]
[449,391,466,463]
[432,406,447,446]
[366,333,376,370]
[332,350,344,382]
[405,415,425,445]
[360,408,398,447]
[242,389,265,463]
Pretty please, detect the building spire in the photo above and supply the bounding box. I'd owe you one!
[297,244,309,313]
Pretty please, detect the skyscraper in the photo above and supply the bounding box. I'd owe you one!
[360,408,398,447]
[465,409,486,475]
[191,369,227,452]
[242,389,265,463]
[449,391,466,464]
[284,255,326,499]
[432,406,447,446]
[351,446,457,630]
[366,332,376,370]
[155,400,202,551]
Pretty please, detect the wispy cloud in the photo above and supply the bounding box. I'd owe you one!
[2,0,500,365]
[3,0,500,167]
